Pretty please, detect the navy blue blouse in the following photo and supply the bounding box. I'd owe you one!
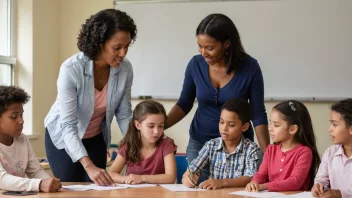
[176,55,268,144]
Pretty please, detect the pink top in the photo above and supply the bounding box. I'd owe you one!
[314,144,352,197]
[83,84,108,139]
[252,143,312,191]
[0,134,50,191]
[118,137,176,175]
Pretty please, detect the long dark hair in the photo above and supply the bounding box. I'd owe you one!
[273,100,320,190]
[120,100,167,164]
[196,13,248,74]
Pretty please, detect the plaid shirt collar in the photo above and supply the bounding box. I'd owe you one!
[215,135,245,155]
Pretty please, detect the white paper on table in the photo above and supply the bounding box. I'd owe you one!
[86,184,128,191]
[62,185,91,191]
[228,190,286,197]
[62,184,127,191]
[159,184,206,192]
[288,192,313,198]
[118,184,157,188]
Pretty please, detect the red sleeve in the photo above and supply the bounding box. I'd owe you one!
[161,138,177,158]
[252,145,272,183]
[118,144,127,158]
[266,147,313,191]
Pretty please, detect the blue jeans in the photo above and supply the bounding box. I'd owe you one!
[186,138,210,184]
[45,128,107,182]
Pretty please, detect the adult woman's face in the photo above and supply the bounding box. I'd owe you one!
[197,34,229,66]
[99,31,131,67]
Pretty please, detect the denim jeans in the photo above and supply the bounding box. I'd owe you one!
[45,128,107,182]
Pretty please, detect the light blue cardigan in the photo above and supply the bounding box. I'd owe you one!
[45,52,132,162]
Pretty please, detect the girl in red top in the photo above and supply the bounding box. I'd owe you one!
[109,100,177,184]
[245,100,320,192]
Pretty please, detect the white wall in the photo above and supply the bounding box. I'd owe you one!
[19,0,335,157]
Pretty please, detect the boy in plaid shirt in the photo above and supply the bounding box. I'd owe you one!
[182,98,262,189]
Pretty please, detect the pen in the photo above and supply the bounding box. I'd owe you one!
[185,157,197,185]
[323,185,328,192]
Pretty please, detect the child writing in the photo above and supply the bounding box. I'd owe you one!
[109,100,177,184]
[0,86,61,192]
[312,99,352,198]
[182,98,262,190]
[245,100,320,192]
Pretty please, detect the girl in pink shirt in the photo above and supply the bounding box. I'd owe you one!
[245,100,320,192]
[109,100,177,184]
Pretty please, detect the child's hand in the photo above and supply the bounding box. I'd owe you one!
[124,174,144,185]
[245,181,259,192]
[319,189,342,198]
[312,183,325,197]
[39,178,62,193]
[182,170,199,188]
[199,178,223,190]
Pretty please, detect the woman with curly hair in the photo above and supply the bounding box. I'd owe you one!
[44,9,137,185]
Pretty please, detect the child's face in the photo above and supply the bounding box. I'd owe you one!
[328,111,352,145]
[0,103,24,138]
[135,113,165,144]
[269,109,297,143]
[219,109,249,142]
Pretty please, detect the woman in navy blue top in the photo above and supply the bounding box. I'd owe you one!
[167,14,269,182]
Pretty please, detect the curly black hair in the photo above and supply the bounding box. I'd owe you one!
[221,98,251,124]
[0,86,30,117]
[77,9,137,60]
[331,98,352,127]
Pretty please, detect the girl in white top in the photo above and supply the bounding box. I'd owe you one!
[0,86,61,192]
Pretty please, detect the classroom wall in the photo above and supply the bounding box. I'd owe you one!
[32,0,60,157]
[15,0,59,157]
[21,0,334,157]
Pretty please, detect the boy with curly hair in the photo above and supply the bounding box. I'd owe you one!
[0,86,61,192]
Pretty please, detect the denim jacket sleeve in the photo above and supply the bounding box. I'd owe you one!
[115,63,133,135]
[57,63,88,162]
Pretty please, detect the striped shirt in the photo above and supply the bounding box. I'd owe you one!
[190,136,262,179]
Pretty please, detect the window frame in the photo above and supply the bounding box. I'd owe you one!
[0,0,16,85]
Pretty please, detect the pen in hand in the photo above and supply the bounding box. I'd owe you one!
[185,157,197,186]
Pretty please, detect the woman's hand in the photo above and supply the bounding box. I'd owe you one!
[85,163,114,186]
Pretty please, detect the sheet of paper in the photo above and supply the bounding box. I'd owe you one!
[288,192,313,198]
[62,184,127,191]
[62,185,91,191]
[160,184,206,192]
[229,190,286,197]
[87,184,128,191]
[118,184,157,188]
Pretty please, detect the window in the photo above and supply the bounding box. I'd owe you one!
[0,0,15,85]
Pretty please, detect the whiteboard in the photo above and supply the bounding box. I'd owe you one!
[115,0,352,100]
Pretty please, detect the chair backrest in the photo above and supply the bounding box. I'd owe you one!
[175,154,188,184]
